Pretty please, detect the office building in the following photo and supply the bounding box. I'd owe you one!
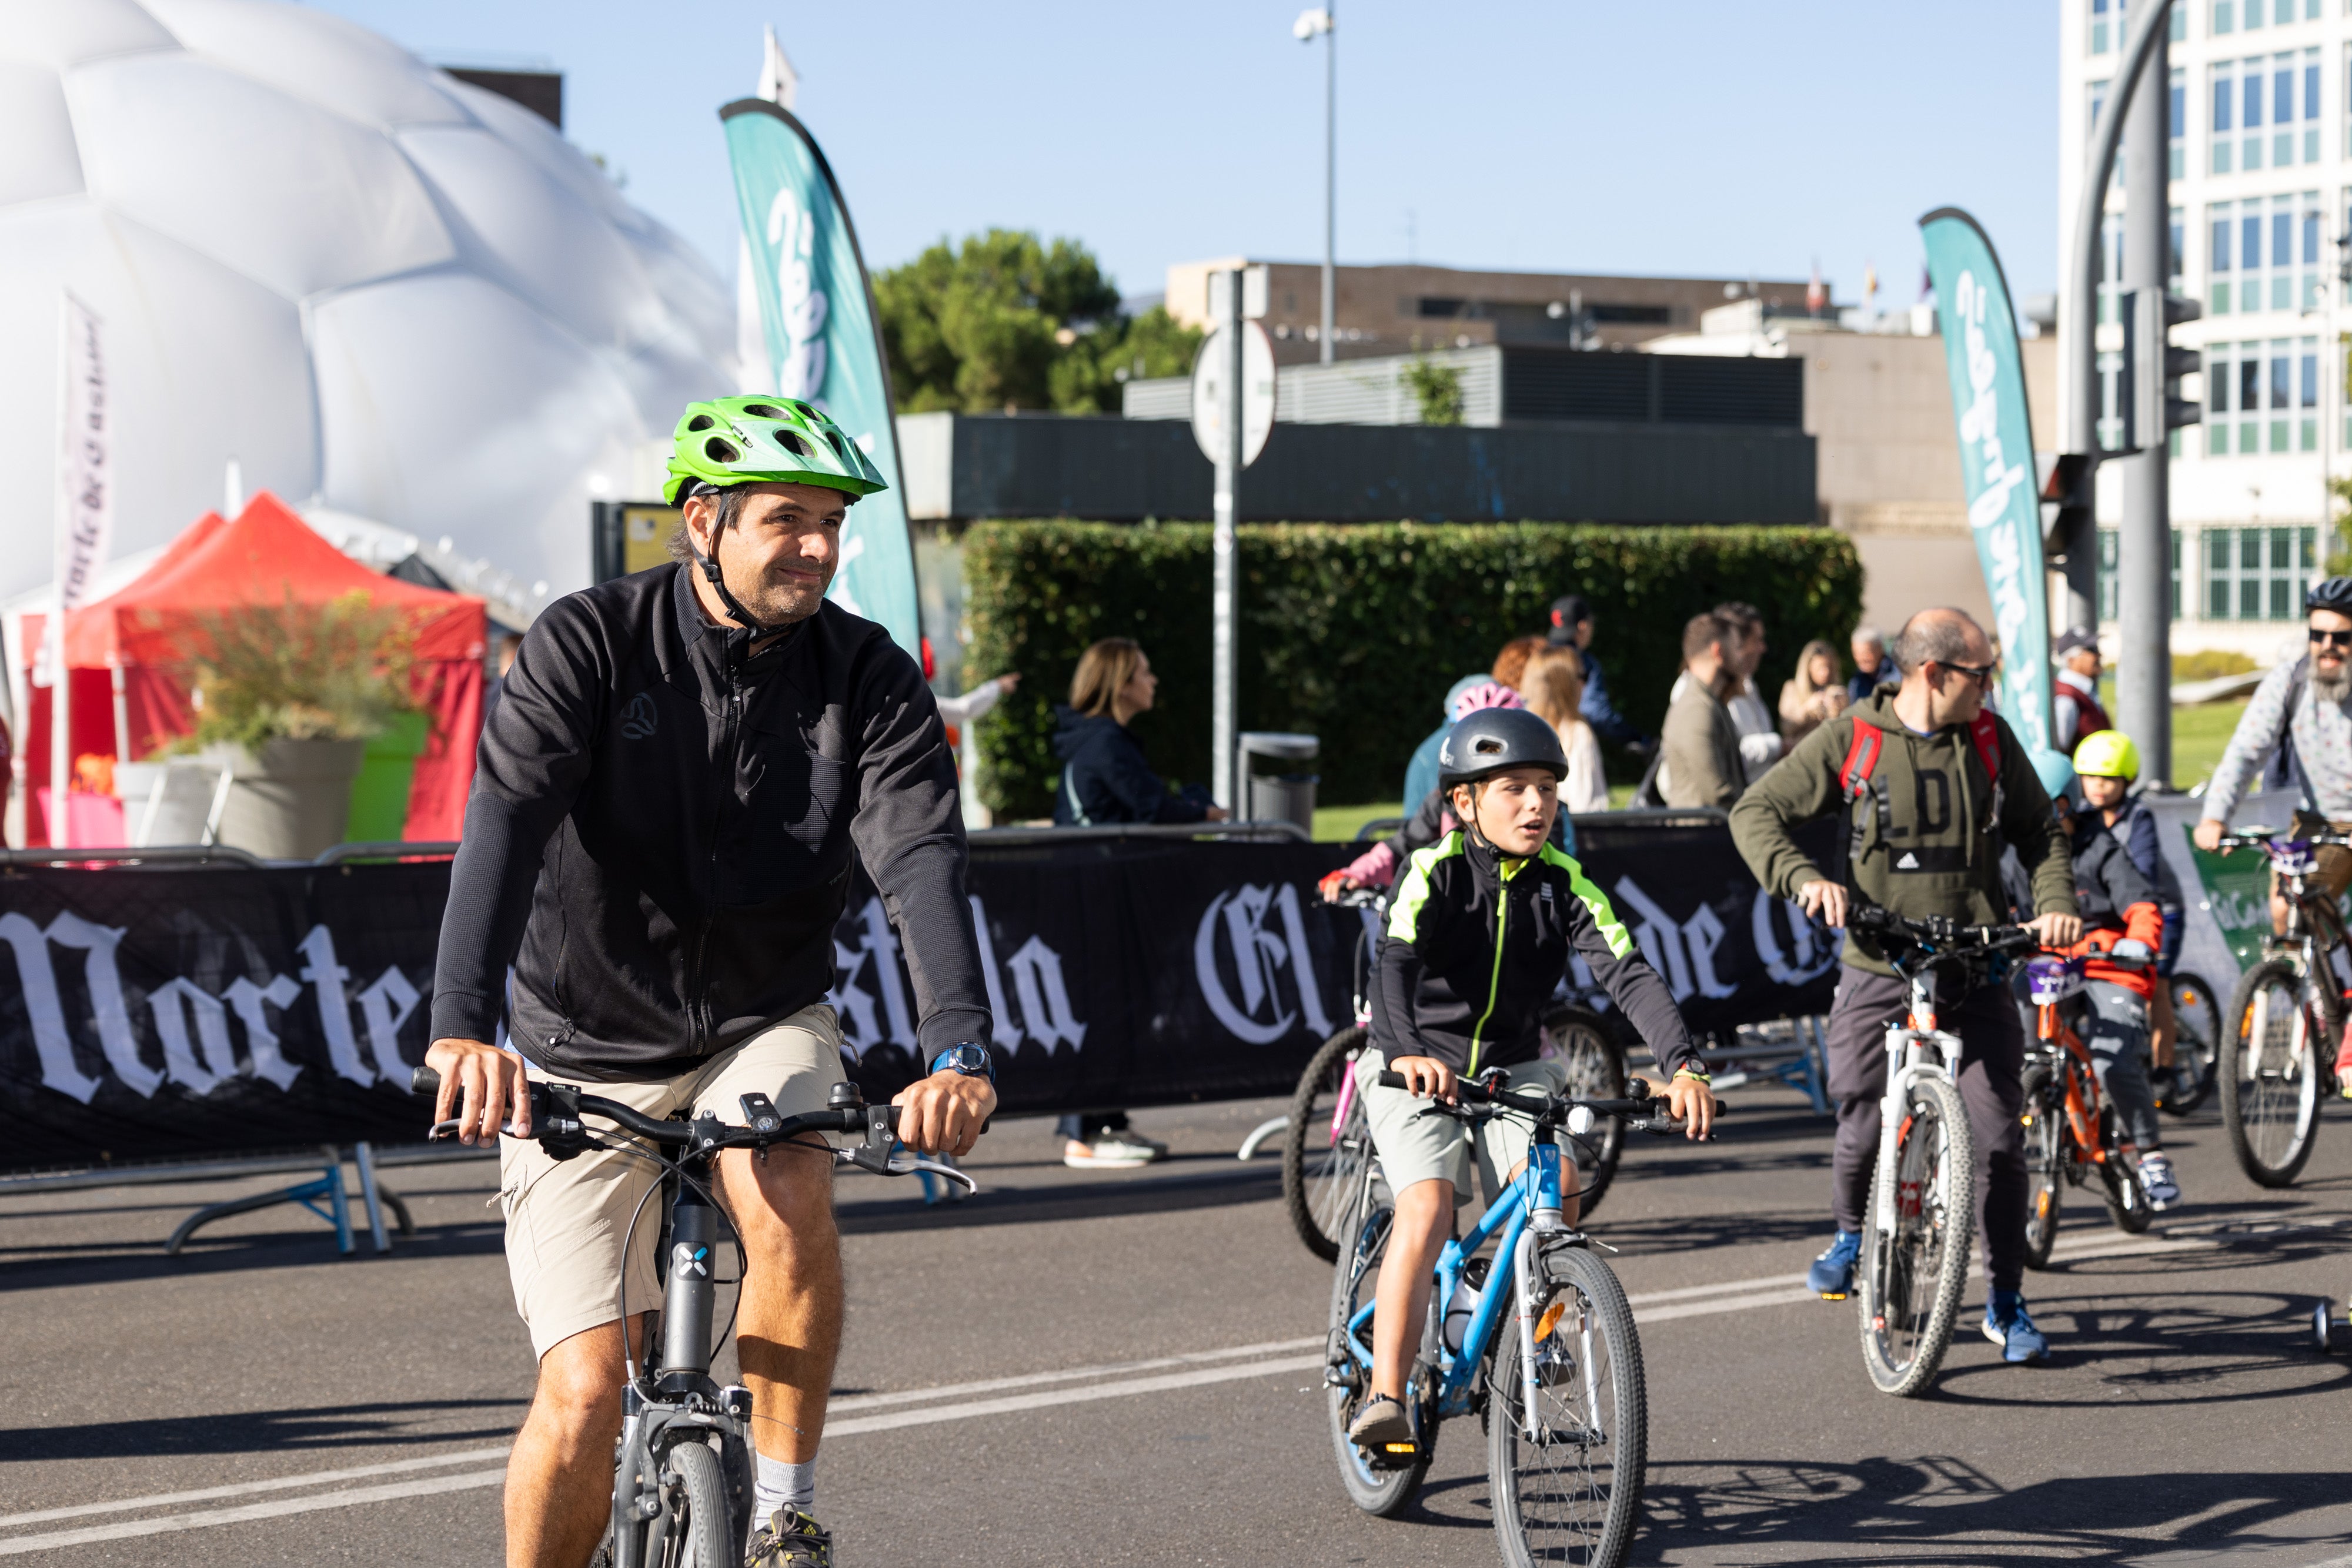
[2062,0,2347,660]
[1162,258,1820,364]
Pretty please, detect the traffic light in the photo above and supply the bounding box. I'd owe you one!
[2113,289,2201,453]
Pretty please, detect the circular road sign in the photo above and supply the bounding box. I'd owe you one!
[1190,322,1277,468]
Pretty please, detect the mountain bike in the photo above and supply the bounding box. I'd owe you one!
[412,1065,973,1567]
[1322,1071,1692,1568]
[2214,829,2351,1187]
[1284,889,1626,1261]
[2019,952,2153,1269]
[1844,907,2037,1398]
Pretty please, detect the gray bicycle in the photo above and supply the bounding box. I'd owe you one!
[415,1066,971,1566]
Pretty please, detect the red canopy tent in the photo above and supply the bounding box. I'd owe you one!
[24,492,487,845]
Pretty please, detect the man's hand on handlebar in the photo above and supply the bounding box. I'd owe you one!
[2026,910,2083,948]
[2193,817,2226,853]
[890,1070,997,1158]
[424,1036,532,1146]
[1796,879,1848,929]
[1387,1054,1458,1104]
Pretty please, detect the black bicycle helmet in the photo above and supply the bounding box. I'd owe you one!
[1437,707,1569,788]
[2308,576,2352,614]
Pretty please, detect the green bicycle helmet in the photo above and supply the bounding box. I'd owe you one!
[662,394,888,505]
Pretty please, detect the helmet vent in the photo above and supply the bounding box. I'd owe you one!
[777,430,815,459]
[1473,737,1505,755]
[686,414,716,432]
[703,436,740,463]
[740,402,788,420]
[827,430,854,459]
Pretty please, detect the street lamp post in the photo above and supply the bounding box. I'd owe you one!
[1295,6,1336,365]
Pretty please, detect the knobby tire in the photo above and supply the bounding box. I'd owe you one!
[1857,1075,1975,1398]
[1327,1179,1431,1516]
[2019,1064,2064,1271]
[2221,958,2324,1188]
[1285,1026,1371,1262]
[1487,1243,1646,1568]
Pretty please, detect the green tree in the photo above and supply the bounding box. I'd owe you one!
[1401,357,1466,425]
[875,230,1200,414]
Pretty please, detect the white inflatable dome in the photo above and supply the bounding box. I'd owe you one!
[0,0,734,613]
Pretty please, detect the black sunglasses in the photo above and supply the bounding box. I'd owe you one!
[1936,660,1997,684]
[2311,629,2352,649]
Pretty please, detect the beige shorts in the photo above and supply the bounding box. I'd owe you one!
[499,1004,847,1361]
[1354,1048,1572,1208]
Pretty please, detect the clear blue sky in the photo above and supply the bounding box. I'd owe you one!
[305,0,2062,306]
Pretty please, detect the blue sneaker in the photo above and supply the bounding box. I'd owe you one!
[1982,1289,2049,1363]
[1806,1230,1860,1299]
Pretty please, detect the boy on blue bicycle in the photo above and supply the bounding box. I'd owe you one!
[1347,707,1716,1449]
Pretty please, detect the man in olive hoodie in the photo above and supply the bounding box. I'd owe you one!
[1729,608,2082,1363]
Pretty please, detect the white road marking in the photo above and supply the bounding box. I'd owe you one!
[829,1335,1322,1414]
[0,1446,510,1529]
[829,1353,1325,1436]
[0,1470,503,1556]
[0,1222,2252,1549]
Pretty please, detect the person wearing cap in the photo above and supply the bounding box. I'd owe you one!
[1339,705,1712,1453]
[1547,593,1651,751]
[2074,729,2191,1103]
[2052,626,2112,754]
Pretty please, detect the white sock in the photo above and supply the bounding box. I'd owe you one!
[754,1452,816,1519]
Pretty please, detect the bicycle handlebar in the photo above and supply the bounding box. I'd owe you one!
[2215,828,2352,854]
[1373,1069,1701,1136]
[410,1064,895,1157]
[1847,905,2039,957]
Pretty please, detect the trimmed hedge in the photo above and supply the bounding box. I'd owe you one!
[964,521,1866,820]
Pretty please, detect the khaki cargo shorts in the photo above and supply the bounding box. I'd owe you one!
[1354,1047,1572,1208]
[499,1004,847,1360]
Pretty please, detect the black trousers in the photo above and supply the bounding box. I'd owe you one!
[1823,964,2027,1295]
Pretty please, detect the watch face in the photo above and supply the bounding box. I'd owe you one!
[941,1044,990,1076]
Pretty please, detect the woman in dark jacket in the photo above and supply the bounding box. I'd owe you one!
[1051,640,1226,827]
[1049,640,1224,1166]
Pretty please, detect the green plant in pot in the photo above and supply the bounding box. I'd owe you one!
[169,590,420,858]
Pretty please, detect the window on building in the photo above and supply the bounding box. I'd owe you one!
[2099,529,2185,621]
[2277,53,2298,168]
[2211,201,2233,315]
[2215,0,2235,32]
[2213,63,2235,172]
[2172,204,2186,289]
[2246,60,2267,170]
[2303,335,2321,449]
[2206,526,2317,620]
[2093,0,2112,54]
[2306,47,2323,163]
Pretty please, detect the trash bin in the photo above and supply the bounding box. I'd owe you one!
[1239,731,1319,835]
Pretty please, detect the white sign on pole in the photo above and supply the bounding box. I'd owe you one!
[48,290,109,848]
[1190,321,1276,468]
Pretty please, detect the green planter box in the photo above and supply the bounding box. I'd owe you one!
[345,711,429,843]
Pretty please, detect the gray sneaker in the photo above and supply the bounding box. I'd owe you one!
[1065,1134,1161,1168]
[1347,1395,1413,1447]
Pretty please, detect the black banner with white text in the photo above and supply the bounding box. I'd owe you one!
[0,821,1838,1169]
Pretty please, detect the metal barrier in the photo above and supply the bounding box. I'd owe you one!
[971,818,1310,847]
[1706,1017,1833,1115]
[0,842,266,870]
[315,841,460,865]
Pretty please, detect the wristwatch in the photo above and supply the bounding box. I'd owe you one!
[930,1042,995,1084]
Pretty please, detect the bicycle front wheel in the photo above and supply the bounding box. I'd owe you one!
[1487,1243,1646,1568]
[1545,1008,1628,1221]
[639,1439,731,1568]
[1285,1025,1371,1262]
[1857,1075,1976,1398]
[2157,973,2220,1116]
[1326,1183,1430,1516]
[2221,958,2324,1188]
[2019,1062,2063,1271]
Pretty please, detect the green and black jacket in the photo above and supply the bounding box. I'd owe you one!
[1726,691,2075,980]
[1372,830,1701,1079]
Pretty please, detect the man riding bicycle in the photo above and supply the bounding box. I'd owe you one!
[1345,707,1715,1450]
[2192,576,2352,1091]
[426,396,998,1568]
[1728,608,2081,1363]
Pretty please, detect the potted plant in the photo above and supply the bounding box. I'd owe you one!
[169,590,420,858]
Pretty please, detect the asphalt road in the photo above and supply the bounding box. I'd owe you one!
[4,1076,2351,1566]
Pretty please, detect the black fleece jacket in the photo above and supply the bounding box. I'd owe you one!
[429,564,991,1081]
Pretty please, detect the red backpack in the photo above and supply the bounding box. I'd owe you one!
[1835,710,2006,874]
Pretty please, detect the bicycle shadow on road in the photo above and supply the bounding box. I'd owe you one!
[0,1398,526,1463]
[836,1160,1282,1237]
[1633,1452,2350,1565]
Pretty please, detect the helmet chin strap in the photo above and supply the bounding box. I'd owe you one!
[690,499,789,636]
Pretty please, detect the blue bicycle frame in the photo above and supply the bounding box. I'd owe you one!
[1344,1136,1572,1427]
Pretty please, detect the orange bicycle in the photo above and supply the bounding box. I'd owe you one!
[2019,952,2153,1269]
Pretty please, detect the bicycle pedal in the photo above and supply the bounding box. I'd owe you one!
[1358,1438,1424,1470]
[1817,1289,1849,1301]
